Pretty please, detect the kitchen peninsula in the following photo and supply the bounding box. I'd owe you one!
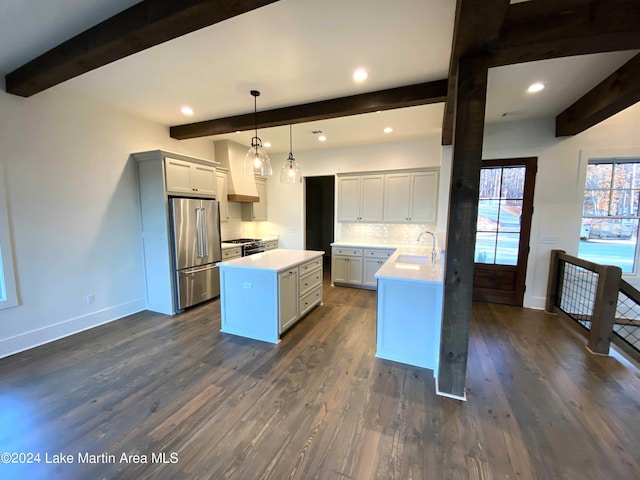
[218,249,324,343]
[374,246,443,374]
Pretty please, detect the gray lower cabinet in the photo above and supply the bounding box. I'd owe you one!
[332,248,363,286]
[221,246,242,260]
[265,239,278,250]
[279,256,323,335]
[278,268,299,333]
[332,246,394,290]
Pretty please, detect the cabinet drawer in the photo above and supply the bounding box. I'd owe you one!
[222,247,242,259]
[364,248,395,259]
[332,247,363,257]
[299,257,323,274]
[299,267,322,296]
[299,286,322,317]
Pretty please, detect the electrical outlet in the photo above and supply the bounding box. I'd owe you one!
[86,294,95,305]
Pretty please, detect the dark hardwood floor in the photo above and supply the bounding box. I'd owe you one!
[1,275,639,479]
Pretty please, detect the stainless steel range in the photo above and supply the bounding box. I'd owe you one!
[225,238,266,256]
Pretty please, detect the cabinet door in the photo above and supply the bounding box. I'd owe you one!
[216,171,229,222]
[165,157,193,194]
[337,176,361,221]
[363,258,383,287]
[409,171,439,223]
[332,256,350,283]
[383,173,411,222]
[253,178,268,221]
[346,257,363,284]
[192,164,216,196]
[360,174,384,222]
[279,269,299,333]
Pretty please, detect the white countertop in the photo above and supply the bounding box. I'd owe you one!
[218,249,323,272]
[374,246,443,284]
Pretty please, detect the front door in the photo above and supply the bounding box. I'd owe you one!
[473,158,537,305]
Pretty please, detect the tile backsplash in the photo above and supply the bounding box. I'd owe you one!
[337,223,441,246]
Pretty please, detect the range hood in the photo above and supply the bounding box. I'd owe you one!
[214,139,260,202]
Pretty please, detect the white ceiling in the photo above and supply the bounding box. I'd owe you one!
[0,0,637,153]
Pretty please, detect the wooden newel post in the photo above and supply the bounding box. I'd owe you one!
[546,249,566,313]
[589,264,622,355]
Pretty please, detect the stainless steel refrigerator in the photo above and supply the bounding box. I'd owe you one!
[170,197,222,310]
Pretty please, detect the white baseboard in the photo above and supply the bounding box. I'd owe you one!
[0,298,146,359]
[524,295,547,310]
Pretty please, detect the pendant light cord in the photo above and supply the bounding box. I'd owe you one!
[254,94,258,142]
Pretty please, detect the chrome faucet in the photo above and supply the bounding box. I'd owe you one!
[417,230,438,264]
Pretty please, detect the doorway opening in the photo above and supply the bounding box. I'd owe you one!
[305,176,335,275]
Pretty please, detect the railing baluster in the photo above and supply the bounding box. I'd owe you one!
[545,249,565,313]
[589,264,622,355]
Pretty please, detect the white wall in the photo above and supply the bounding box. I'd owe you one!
[481,104,640,309]
[0,87,214,358]
[265,137,445,249]
[264,103,640,311]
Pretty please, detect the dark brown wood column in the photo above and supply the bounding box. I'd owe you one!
[438,54,490,399]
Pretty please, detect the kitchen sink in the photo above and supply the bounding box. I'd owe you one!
[394,254,431,265]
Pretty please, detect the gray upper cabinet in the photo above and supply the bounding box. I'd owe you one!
[337,174,384,222]
[383,169,439,223]
[165,157,217,197]
[338,168,439,224]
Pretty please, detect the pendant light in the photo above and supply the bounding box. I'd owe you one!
[244,90,272,176]
[280,124,302,183]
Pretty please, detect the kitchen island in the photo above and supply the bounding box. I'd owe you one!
[374,246,443,375]
[218,249,324,343]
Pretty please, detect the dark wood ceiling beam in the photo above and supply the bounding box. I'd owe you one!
[5,0,279,97]
[556,53,640,137]
[492,0,640,67]
[170,80,448,140]
[441,0,512,146]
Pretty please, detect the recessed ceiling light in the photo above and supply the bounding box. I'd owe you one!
[527,82,545,93]
[181,106,194,116]
[318,135,327,142]
[263,142,271,148]
[353,68,368,82]
[384,127,393,134]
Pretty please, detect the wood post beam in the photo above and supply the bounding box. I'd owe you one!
[442,0,640,145]
[438,54,490,399]
[441,0,511,146]
[556,53,640,137]
[5,0,279,97]
[169,80,448,139]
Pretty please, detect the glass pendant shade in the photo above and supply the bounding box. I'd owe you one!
[245,137,273,176]
[244,90,272,176]
[280,124,302,183]
[280,152,302,183]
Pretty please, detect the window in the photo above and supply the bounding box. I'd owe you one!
[475,164,527,265]
[0,163,18,310]
[579,158,640,274]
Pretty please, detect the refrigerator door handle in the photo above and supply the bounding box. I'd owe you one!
[202,207,209,257]
[195,207,203,258]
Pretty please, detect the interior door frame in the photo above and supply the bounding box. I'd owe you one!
[473,157,537,306]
